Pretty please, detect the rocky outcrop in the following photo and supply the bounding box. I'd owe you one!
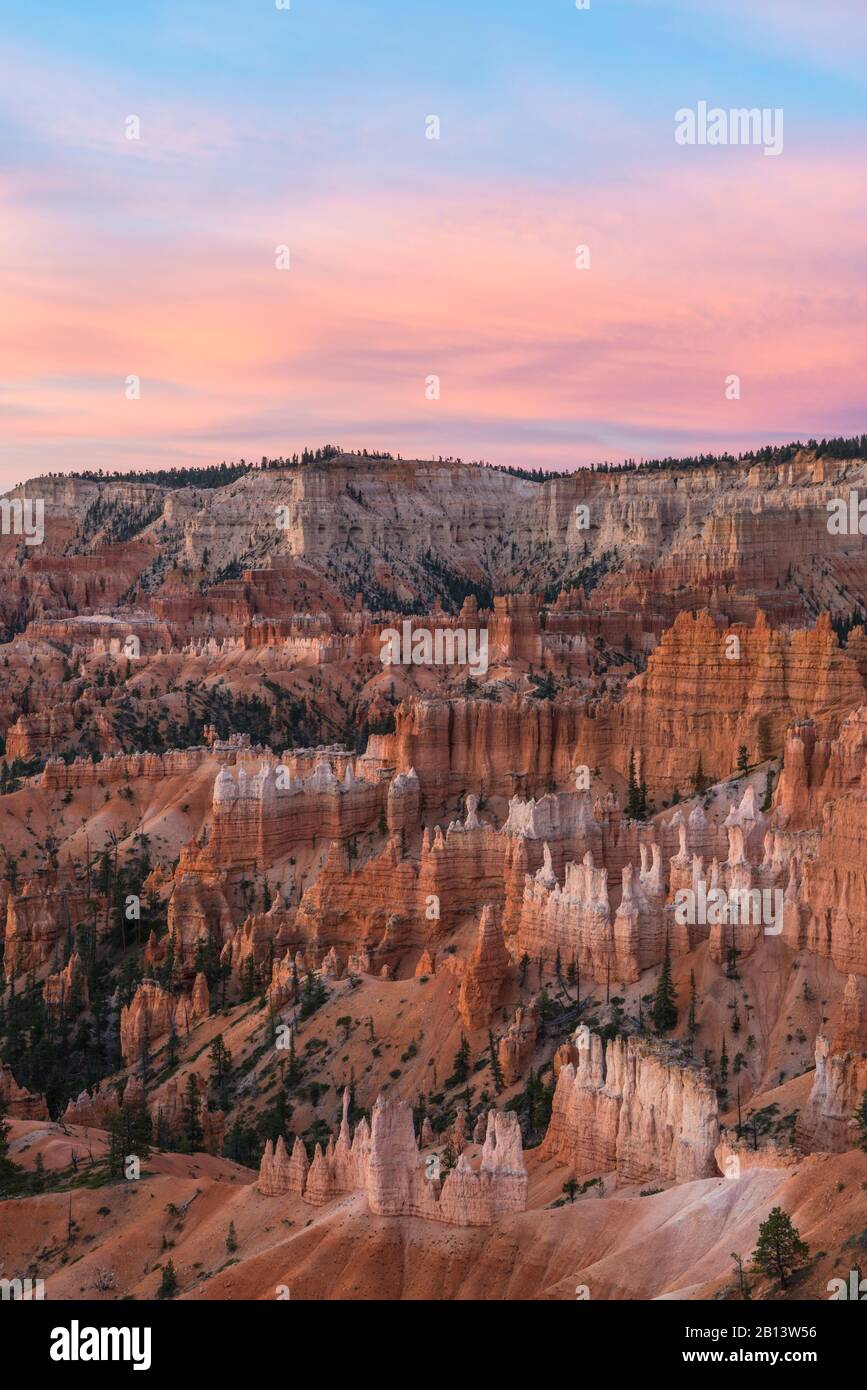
[191,971,210,1020]
[258,1136,309,1197]
[458,905,509,1031]
[798,1034,867,1153]
[3,876,102,979]
[119,979,207,1067]
[44,952,89,1021]
[605,610,863,798]
[498,1001,539,1084]
[41,745,214,792]
[191,757,388,872]
[540,1035,719,1184]
[256,1091,527,1226]
[0,1063,49,1120]
[714,1133,799,1175]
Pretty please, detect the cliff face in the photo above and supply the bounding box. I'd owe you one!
[539,1034,720,1184]
[119,978,209,1067]
[773,711,867,977]
[607,610,863,796]
[798,1037,867,1153]
[186,757,388,873]
[381,694,592,807]
[41,746,215,791]
[797,974,867,1152]
[3,876,101,979]
[14,449,867,623]
[380,612,862,805]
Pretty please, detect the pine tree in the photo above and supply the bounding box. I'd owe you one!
[157,1259,178,1299]
[31,1152,46,1193]
[180,1073,204,1153]
[226,1221,238,1253]
[751,1207,809,1288]
[761,769,775,812]
[300,970,327,1019]
[736,745,749,777]
[691,755,707,795]
[209,1034,232,1094]
[719,1033,729,1085]
[239,956,257,1003]
[108,1095,152,1176]
[730,1251,751,1300]
[652,930,678,1034]
[625,749,641,818]
[287,1027,300,1085]
[687,970,698,1043]
[488,1029,504,1094]
[441,1124,458,1174]
[450,1034,470,1086]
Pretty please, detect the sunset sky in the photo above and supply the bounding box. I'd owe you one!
[1,0,866,487]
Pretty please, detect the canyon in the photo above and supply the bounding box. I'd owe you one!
[0,443,865,1302]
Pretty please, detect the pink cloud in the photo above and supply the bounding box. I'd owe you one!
[1,146,865,485]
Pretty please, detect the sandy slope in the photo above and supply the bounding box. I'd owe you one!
[4,1120,863,1301]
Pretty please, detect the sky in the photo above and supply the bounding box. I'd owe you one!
[1,0,866,486]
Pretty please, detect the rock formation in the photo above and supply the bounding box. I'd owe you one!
[458,905,509,1030]
[540,1035,720,1184]
[257,1092,527,1226]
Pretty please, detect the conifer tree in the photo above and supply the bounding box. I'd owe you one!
[652,930,678,1033]
[157,1259,178,1299]
[180,1073,204,1153]
[451,1034,470,1085]
[286,1026,300,1085]
[687,969,698,1044]
[488,1029,504,1093]
[209,1034,232,1094]
[751,1207,809,1288]
[730,1251,751,1300]
[625,748,641,817]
